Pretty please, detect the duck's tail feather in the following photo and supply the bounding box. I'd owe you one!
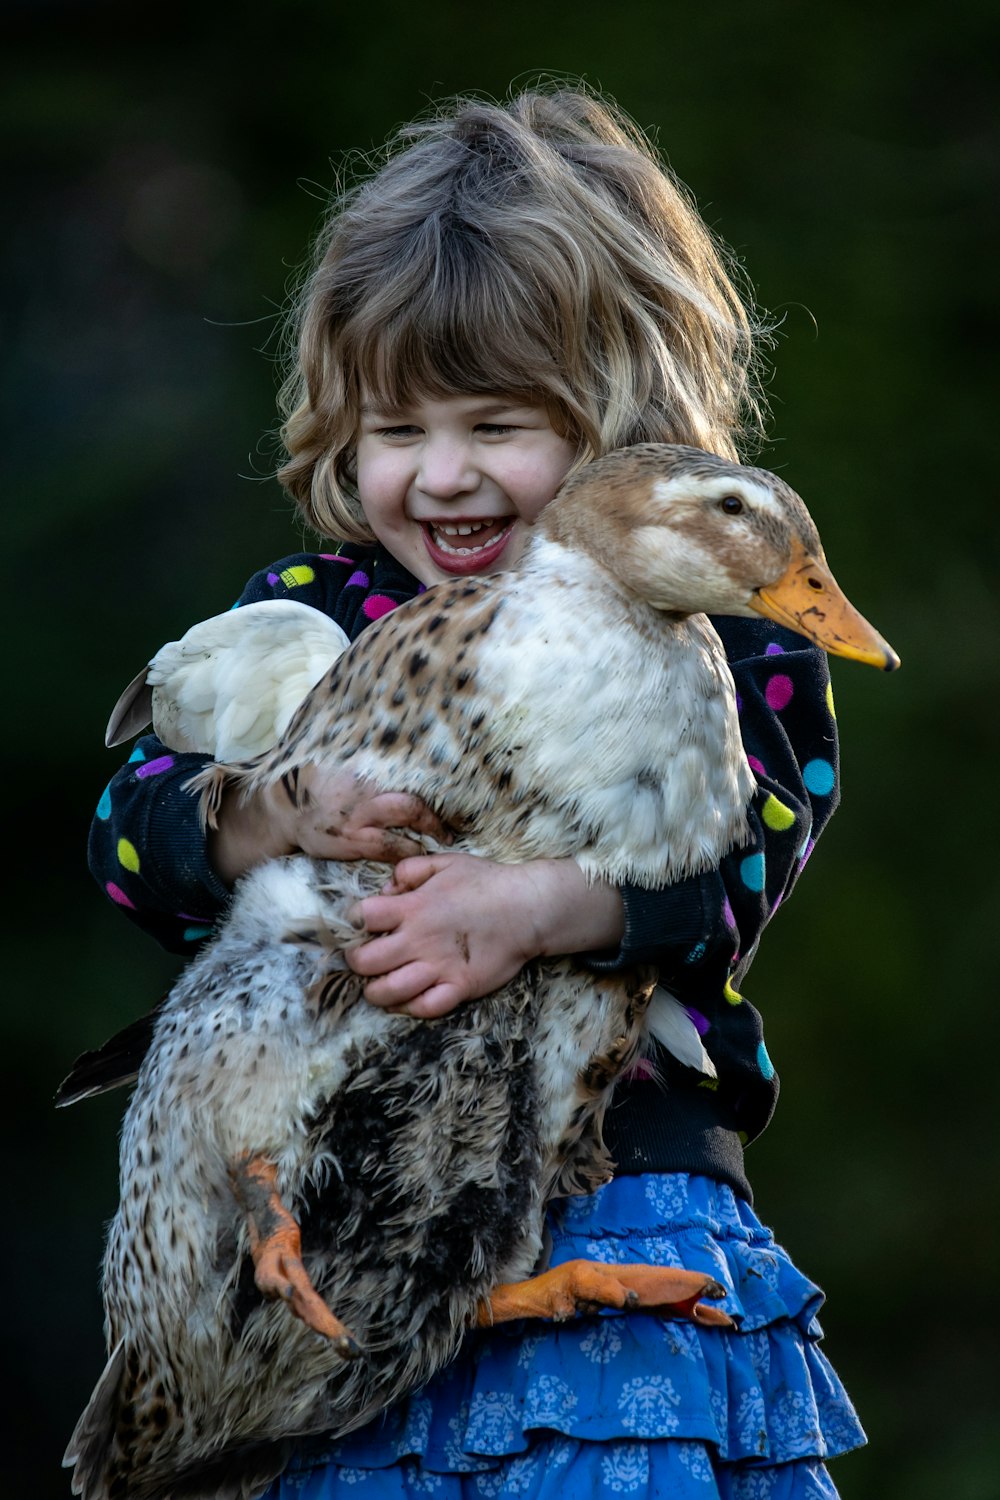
[105,665,154,747]
[136,1440,293,1500]
[64,1338,292,1500]
[63,1338,124,1497]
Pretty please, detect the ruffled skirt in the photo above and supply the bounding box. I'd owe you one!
[265,1174,865,1499]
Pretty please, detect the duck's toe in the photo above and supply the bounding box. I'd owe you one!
[232,1151,362,1356]
[477,1259,734,1328]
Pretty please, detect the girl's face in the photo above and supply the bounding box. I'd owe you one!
[355,392,578,586]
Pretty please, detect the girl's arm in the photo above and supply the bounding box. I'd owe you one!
[89,734,232,954]
[90,736,445,956]
[87,551,431,954]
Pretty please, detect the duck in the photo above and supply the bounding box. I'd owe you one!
[62,443,898,1500]
[103,590,719,1082]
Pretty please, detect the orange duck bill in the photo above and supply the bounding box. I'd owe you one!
[751,539,900,671]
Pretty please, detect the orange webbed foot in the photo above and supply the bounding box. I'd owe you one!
[477,1259,733,1329]
[231,1153,361,1357]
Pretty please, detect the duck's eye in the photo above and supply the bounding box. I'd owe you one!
[719,494,744,515]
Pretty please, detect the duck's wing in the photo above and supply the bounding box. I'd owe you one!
[199,603,351,761]
[55,1002,165,1106]
[103,600,351,759]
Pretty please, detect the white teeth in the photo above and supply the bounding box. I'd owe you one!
[429,520,512,556]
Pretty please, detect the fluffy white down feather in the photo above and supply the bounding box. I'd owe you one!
[105,600,350,762]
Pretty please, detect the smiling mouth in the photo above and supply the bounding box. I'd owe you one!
[426,519,514,556]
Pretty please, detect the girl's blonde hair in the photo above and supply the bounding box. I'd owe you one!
[279,86,769,543]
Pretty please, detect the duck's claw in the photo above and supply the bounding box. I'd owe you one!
[231,1153,361,1357]
[476,1259,734,1328]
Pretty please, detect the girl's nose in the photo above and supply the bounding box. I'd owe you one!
[416,436,479,499]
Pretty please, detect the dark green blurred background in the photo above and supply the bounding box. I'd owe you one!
[7,3,998,1496]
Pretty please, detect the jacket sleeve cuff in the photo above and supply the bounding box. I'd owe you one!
[584,873,719,973]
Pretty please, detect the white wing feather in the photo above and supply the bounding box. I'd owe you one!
[105,600,350,760]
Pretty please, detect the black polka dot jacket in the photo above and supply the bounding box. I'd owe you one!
[88,545,840,1202]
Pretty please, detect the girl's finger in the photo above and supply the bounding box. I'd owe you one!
[392,983,464,1019]
[387,854,447,892]
[361,960,440,1007]
[360,828,430,862]
[350,894,405,938]
[346,937,395,976]
[372,794,451,841]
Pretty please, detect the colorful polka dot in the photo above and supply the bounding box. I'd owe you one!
[765,674,794,711]
[182,925,215,943]
[362,594,400,621]
[737,1130,749,1146]
[698,1076,720,1092]
[320,554,355,565]
[105,881,136,909]
[684,941,707,964]
[685,1006,710,1036]
[797,827,813,859]
[722,896,736,930]
[128,746,147,764]
[826,681,836,718]
[761,794,796,831]
[117,838,140,873]
[723,977,743,1005]
[279,564,316,589]
[765,642,785,656]
[803,758,836,795]
[97,785,112,820]
[735,691,743,715]
[622,1056,657,1082]
[346,570,371,589]
[747,755,767,778]
[740,852,766,892]
[756,1041,775,1079]
[135,755,174,779]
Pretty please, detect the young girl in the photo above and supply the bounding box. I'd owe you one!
[89,87,865,1498]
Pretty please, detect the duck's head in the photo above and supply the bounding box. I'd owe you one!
[542,443,900,671]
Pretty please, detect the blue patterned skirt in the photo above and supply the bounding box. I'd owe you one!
[264,1174,865,1499]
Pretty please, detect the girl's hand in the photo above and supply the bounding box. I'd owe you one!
[209,765,449,886]
[346,853,624,1017]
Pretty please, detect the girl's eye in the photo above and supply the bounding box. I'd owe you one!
[476,423,518,436]
[379,424,421,438]
[719,494,744,515]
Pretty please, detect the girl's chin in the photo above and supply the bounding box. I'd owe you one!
[419,520,518,577]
